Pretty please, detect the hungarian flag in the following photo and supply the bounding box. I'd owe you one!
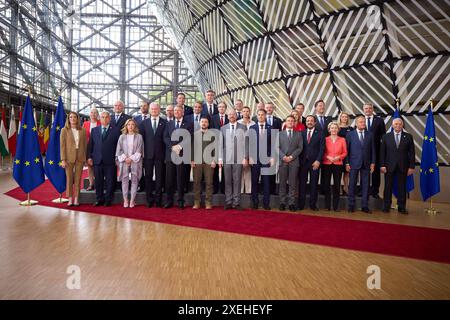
[0,110,9,157]
[8,107,17,157]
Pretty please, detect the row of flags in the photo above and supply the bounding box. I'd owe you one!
[7,96,441,203]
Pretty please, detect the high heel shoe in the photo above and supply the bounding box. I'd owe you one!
[129,201,135,208]
[123,200,129,208]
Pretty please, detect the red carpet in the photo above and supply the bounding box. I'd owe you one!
[5,178,450,264]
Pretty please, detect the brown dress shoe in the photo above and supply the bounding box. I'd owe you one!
[193,202,201,209]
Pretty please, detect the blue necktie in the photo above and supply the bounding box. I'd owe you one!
[176,120,180,129]
[102,127,107,140]
[367,117,372,131]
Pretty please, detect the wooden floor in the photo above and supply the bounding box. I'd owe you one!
[1,171,449,299]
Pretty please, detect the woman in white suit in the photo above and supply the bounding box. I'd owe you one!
[116,119,143,208]
[237,106,255,194]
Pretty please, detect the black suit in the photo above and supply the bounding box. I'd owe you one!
[140,117,167,206]
[211,113,228,193]
[179,105,193,116]
[111,113,131,131]
[380,131,415,211]
[314,115,332,135]
[88,125,121,203]
[366,115,386,197]
[298,128,325,210]
[266,115,282,131]
[133,114,149,126]
[163,119,194,205]
[202,102,218,117]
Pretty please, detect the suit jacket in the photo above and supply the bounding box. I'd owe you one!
[315,115,333,133]
[181,105,193,116]
[139,117,167,160]
[82,120,101,143]
[163,119,194,162]
[60,127,87,163]
[88,125,121,166]
[202,102,218,117]
[345,130,375,170]
[111,113,131,130]
[186,112,209,130]
[249,123,273,165]
[266,115,282,130]
[380,131,415,173]
[211,113,229,130]
[115,133,143,180]
[279,130,303,167]
[366,115,386,151]
[133,114,150,126]
[219,122,247,164]
[301,128,325,166]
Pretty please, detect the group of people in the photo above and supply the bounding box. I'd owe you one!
[60,90,416,214]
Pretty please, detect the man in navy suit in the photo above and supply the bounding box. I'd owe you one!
[380,118,415,214]
[87,111,121,207]
[264,102,282,195]
[211,102,228,194]
[345,116,376,213]
[314,99,332,135]
[363,103,386,199]
[187,101,208,131]
[163,105,194,209]
[140,103,167,207]
[249,109,275,210]
[176,92,193,116]
[202,89,218,117]
[111,100,131,130]
[298,115,325,211]
[133,100,150,126]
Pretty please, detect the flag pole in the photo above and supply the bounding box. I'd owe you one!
[424,99,439,215]
[20,192,38,206]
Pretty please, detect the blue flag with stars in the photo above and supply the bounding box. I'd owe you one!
[391,108,414,197]
[13,96,45,193]
[420,107,440,201]
[44,96,66,193]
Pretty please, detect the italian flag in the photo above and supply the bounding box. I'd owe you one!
[8,108,17,157]
[0,110,9,157]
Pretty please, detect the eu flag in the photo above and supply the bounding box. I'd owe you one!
[391,108,414,197]
[44,96,66,193]
[420,107,440,201]
[13,96,45,193]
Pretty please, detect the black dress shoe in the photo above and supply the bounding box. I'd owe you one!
[104,201,111,207]
[372,194,381,199]
[334,209,340,212]
[252,203,259,210]
[263,206,271,210]
[164,202,173,209]
[234,205,243,211]
[311,207,319,211]
[279,204,286,211]
[398,208,409,214]
[147,202,154,208]
[94,201,104,207]
[362,207,372,214]
[297,206,304,211]
[155,202,162,208]
[178,202,185,209]
[348,206,355,213]
[382,208,390,213]
[289,205,296,212]
[224,204,232,210]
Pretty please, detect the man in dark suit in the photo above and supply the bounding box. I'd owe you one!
[202,89,218,117]
[140,103,167,207]
[87,111,121,207]
[278,115,303,211]
[363,103,386,199]
[298,115,325,211]
[133,100,150,126]
[163,105,194,209]
[251,102,265,122]
[249,109,275,210]
[380,118,415,214]
[165,104,175,122]
[111,100,131,130]
[187,101,208,131]
[294,103,307,125]
[234,99,244,120]
[211,102,229,194]
[264,102,282,195]
[345,116,376,213]
[176,92,193,116]
[314,99,332,134]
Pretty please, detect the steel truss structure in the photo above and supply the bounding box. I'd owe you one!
[0,0,201,116]
[154,0,450,164]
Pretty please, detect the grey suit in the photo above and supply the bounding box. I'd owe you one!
[278,130,303,207]
[220,122,247,207]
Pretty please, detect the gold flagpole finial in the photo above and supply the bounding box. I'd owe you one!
[430,99,434,108]
[395,98,400,108]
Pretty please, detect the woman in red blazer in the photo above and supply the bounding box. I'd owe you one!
[322,121,348,211]
[83,107,101,191]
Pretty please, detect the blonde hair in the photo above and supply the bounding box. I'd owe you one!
[64,111,82,130]
[327,121,340,132]
[121,118,139,134]
[338,112,350,127]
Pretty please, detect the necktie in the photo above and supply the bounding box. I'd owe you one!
[237,112,241,119]
[359,132,364,144]
[209,105,213,115]
[142,115,146,121]
[116,114,120,122]
[367,117,372,131]
[307,130,312,144]
[220,116,224,126]
[260,124,264,136]
[288,130,292,140]
[176,120,180,129]
[396,133,400,148]
[268,116,272,126]
[231,124,235,137]
[196,115,199,123]
[152,118,157,133]
[320,116,324,128]
[102,127,107,140]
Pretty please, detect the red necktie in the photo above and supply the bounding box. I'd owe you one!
[220,116,224,126]
[307,130,312,144]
